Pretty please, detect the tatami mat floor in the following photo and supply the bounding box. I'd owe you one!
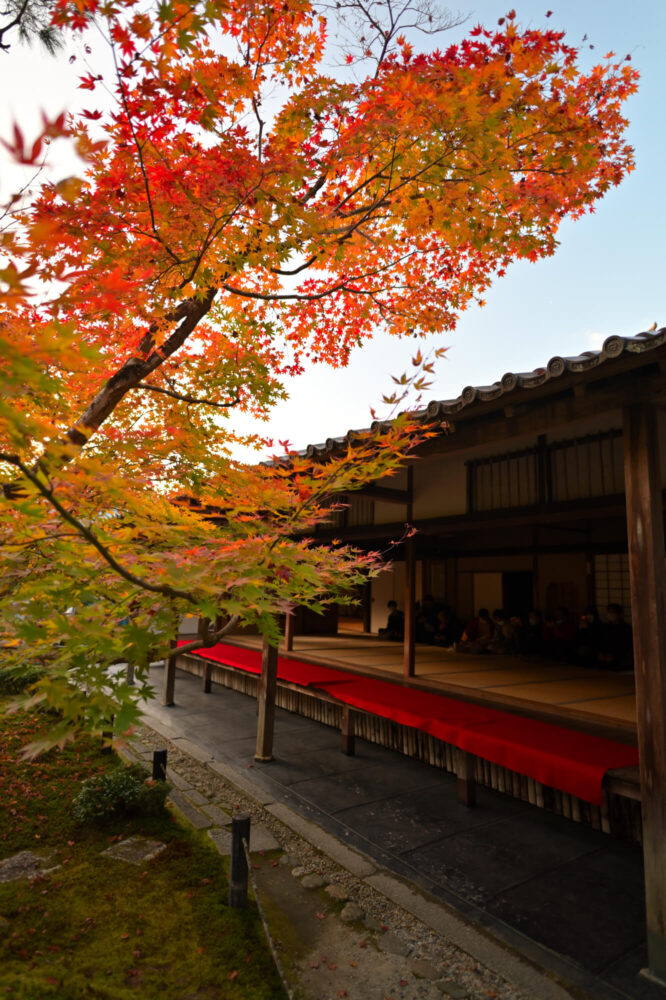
[227,632,636,731]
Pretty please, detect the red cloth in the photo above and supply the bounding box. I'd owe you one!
[178,640,348,688]
[179,641,638,805]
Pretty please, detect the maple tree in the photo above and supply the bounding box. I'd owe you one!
[0,0,638,748]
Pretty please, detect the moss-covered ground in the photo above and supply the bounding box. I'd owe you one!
[0,703,286,999]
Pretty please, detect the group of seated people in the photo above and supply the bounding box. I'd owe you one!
[378,597,633,671]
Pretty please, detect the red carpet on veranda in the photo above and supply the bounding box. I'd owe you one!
[178,641,638,805]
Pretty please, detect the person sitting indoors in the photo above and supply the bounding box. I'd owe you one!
[415,594,439,644]
[487,608,515,654]
[576,605,602,666]
[508,614,526,653]
[516,609,544,656]
[542,607,576,661]
[378,600,404,641]
[461,610,481,644]
[597,603,634,671]
[433,608,463,649]
[458,608,494,653]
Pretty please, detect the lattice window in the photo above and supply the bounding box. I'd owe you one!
[466,447,539,512]
[550,430,623,503]
[347,496,375,526]
[466,429,624,512]
[320,500,346,530]
[594,553,632,621]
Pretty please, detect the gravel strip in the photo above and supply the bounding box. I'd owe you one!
[132,723,538,1000]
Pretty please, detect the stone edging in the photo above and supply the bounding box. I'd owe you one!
[120,721,586,1000]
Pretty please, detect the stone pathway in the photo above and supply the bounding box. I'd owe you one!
[122,725,569,1000]
[102,835,167,866]
[0,850,57,883]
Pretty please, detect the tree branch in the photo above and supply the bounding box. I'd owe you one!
[134,382,240,409]
[176,615,240,653]
[0,452,200,605]
[55,287,217,455]
[0,0,30,50]
[175,615,241,655]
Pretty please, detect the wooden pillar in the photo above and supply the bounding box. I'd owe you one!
[341,706,355,755]
[453,748,476,807]
[255,636,278,762]
[403,467,416,678]
[403,537,416,677]
[421,558,430,600]
[162,638,177,706]
[284,610,294,652]
[531,526,540,611]
[537,433,551,504]
[585,523,596,609]
[362,580,372,634]
[623,403,666,984]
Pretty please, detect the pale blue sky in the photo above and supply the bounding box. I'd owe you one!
[1,2,663,457]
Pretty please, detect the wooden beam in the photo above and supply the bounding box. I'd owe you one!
[403,466,415,678]
[162,638,177,706]
[419,369,665,461]
[255,637,279,762]
[284,610,294,652]
[354,484,410,505]
[403,538,416,677]
[623,403,666,984]
[362,580,372,633]
[314,491,637,545]
[537,433,550,504]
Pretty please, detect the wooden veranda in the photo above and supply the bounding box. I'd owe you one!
[228,631,636,739]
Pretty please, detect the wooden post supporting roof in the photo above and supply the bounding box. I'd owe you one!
[255,636,278,762]
[162,638,177,706]
[284,610,294,652]
[623,403,666,984]
[403,466,415,678]
[363,580,372,634]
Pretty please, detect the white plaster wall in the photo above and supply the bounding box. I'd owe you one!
[370,561,422,633]
[457,554,532,573]
[374,468,409,490]
[473,573,503,614]
[413,454,466,519]
[374,500,403,525]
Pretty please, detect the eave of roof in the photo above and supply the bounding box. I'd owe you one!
[301,327,666,460]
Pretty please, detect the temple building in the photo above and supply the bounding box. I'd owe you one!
[175,326,666,983]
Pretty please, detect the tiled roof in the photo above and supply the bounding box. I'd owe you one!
[303,327,666,458]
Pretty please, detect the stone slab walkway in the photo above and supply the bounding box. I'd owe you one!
[123,727,541,1000]
[135,664,658,1000]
